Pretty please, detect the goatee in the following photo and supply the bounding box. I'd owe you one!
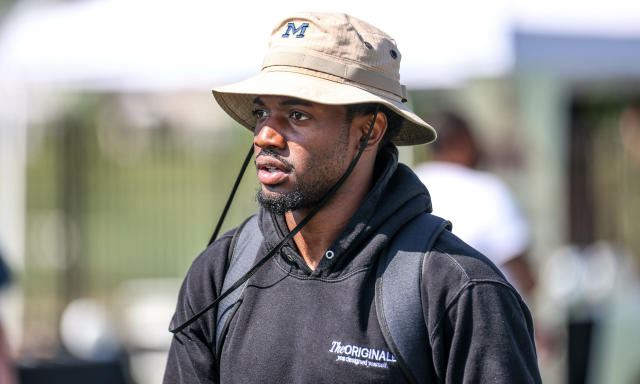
[256,188,304,215]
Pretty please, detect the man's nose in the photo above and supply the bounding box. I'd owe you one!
[254,119,286,149]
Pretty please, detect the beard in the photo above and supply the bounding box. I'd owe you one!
[256,187,304,215]
[255,160,336,215]
[255,129,351,215]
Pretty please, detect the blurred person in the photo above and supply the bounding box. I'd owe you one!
[414,112,536,297]
[0,248,16,384]
[164,13,541,384]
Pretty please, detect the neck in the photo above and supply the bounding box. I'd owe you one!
[285,155,376,270]
[433,149,476,169]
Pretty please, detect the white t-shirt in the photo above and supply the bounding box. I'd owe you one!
[414,161,529,269]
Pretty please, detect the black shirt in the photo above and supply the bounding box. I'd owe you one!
[164,146,541,383]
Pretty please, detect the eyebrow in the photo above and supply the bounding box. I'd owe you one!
[252,97,313,108]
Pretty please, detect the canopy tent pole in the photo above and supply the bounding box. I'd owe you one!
[0,79,27,352]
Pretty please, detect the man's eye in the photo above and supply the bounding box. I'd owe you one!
[290,111,309,121]
[252,109,268,119]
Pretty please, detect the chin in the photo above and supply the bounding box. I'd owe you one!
[256,186,304,215]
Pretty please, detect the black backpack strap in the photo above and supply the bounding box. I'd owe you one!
[375,213,451,384]
[215,215,263,356]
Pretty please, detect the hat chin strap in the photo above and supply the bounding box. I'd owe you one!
[207,145,255,246]
[170,104,380,334]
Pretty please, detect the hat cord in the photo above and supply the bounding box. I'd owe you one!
[208,145,255,246]
[170,104,380,334]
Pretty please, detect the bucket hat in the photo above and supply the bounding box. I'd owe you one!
[212,12,436,146]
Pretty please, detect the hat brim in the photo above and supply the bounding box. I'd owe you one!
[212,70,436,146]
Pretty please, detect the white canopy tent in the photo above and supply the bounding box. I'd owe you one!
[3,0,640,90]
[0,0,515,90]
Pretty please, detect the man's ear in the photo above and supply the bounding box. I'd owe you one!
[357,111,387,151]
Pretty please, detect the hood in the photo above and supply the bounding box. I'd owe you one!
[259,144,433,278]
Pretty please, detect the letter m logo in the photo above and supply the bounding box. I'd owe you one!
[281,22,309,38]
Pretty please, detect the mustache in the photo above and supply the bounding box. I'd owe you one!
[255,149,295,171]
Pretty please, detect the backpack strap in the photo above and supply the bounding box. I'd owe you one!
[215,215,262,356]
[375,213,451,384]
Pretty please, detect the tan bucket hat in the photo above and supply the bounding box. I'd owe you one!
[212,12,436,146]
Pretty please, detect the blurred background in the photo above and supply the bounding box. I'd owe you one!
[1,0,639,383]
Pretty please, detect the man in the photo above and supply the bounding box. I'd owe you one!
[414,112,536,297]
[164,13,541,383]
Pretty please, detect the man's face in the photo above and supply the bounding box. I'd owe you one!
[252,95,354,214]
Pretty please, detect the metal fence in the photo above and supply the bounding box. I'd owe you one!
[22,93,258,356]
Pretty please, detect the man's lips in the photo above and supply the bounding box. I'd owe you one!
[255,156,291,185]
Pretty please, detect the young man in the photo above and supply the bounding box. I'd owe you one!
[164,13,541,383]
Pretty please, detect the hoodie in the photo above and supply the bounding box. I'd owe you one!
[164,145,541,384]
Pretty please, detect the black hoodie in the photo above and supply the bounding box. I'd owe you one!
[164,146,542,384]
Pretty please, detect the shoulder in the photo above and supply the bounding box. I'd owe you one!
[174,226,240,321]
[187,228,237,285]
[425,229,511,289]
[418,226,540,382]
[180,213,263,303]
[420,229,523,326]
